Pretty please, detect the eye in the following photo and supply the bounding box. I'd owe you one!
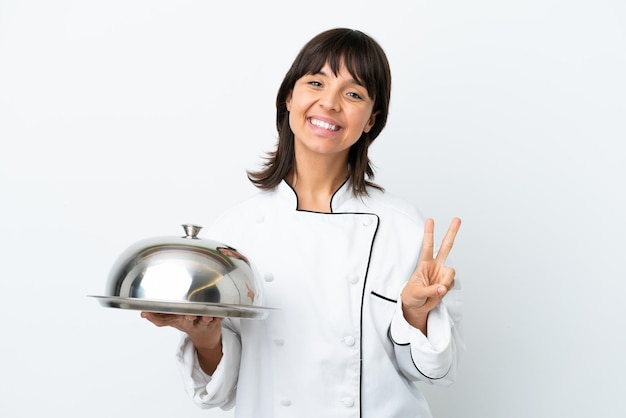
[307,80,322,87]
[347,91,364,100]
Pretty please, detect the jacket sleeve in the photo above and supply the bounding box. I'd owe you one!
[389,280,464,386]
[174,319,242,410]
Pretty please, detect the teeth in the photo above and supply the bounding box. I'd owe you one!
[310,118,339,131]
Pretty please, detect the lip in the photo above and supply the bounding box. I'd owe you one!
[307,116,343,134]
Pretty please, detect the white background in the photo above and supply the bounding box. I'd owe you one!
[1,1,625,417]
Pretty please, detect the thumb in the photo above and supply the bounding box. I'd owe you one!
[427,283,448,297]
[404,283,446,304]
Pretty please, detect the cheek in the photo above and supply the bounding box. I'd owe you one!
[288,101,308,125]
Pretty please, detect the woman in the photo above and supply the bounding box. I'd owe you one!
[143,28,463,417]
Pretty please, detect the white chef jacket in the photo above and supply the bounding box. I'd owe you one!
[176,180,463,418]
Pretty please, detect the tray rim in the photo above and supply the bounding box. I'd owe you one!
[88,295,274,319]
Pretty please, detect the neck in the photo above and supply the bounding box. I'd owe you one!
[287,156,348,213]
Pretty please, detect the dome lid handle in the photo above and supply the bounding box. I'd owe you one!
[182,224,203,239]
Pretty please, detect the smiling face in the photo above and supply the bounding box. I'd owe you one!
[285,62,378,162]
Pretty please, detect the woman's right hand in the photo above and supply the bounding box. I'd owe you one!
[141,312,224,374]
[141,312,224,349]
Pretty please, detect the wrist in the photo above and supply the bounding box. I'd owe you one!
[195,340,221,352]
[401,299,429,334]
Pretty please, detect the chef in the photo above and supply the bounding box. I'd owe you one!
[142,27,463,418]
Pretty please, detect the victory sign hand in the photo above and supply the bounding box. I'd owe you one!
[401,217,461,333]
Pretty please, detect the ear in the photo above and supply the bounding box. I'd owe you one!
[285,92,293,111]
[363,110,379,133]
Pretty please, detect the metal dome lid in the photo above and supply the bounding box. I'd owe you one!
[89,224,272,319]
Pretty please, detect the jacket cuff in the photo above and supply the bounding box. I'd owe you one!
[390,291,454,380]
[175,328,240,409]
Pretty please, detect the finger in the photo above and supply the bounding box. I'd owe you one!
[437,266,456,289]
[420,218,435,261]
[407,282,447,303]
[191,316,225,326]
[198,316,222,323]
[435,217,462,263]
[425,283,448,298]
[193,316,213,325]
[141,311,175,326]
[141,311,164,321]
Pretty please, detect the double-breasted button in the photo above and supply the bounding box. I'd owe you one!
[264,272,274,282]
[347,274,359,284]
[362,217,374,227]
[273,338,284,346]
[280,399,291,407]
[341,397,355,407]
[343,336,356,346]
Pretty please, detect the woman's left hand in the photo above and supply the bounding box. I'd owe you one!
[400,217,461,333]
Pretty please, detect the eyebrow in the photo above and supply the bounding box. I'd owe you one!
[314,69,365,88]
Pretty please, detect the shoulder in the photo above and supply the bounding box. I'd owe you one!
[222,189,276,214]
[361,187,425,227]
[205,189,275,242]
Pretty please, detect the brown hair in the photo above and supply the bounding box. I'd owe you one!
[247,28,392,196]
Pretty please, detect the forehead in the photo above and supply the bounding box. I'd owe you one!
[315,62,359,80]
[305,58,367,85]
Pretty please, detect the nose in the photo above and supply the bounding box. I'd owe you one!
[318,88,341,112]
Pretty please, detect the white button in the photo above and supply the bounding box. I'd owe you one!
[362,217,373,226]
[274,338,284,346]
[341,397,355,407]
[280,399,291,407]
[343,336,355,346]
[264,273,274,282]
[256,215,265,224]
[347,274,359,284]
